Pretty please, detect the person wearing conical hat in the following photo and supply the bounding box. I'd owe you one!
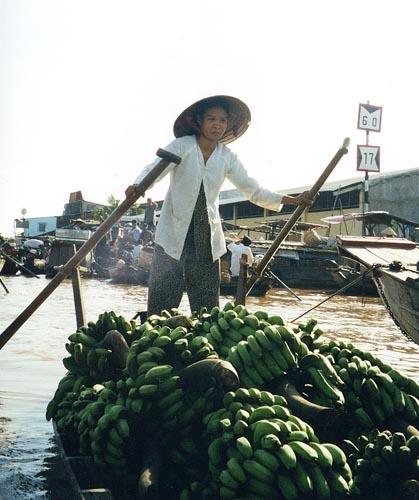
[127,95,312,315]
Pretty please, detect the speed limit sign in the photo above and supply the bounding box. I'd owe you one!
[357,103,382,132]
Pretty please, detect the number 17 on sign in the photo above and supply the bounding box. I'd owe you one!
[357,145,380,172]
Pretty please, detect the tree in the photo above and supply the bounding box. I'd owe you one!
[91,195,143,221]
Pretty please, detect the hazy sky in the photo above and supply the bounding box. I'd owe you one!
[1,0,419,236]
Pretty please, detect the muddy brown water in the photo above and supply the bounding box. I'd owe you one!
[0,275,418,499]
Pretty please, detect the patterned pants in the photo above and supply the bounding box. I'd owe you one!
[147,184,220,315]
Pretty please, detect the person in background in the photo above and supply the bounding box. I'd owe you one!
[144,198,157,230]
[139,223,154,246]
[227,236,254,277]
[129,220,141,243]
[132,238,143,265]
[116,228,132,258]
[126,95,312,316]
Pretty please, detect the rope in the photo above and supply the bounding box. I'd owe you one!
[290,266,377,323]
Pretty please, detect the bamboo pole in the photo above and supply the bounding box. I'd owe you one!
[70,244,86,329]
[0,149,181,350]
[245,138,350,297]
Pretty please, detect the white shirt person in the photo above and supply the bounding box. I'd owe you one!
[227,237,254,277]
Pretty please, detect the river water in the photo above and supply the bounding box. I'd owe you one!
[0,275,418,499]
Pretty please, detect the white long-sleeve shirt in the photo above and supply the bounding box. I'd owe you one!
[227,242,254,277]
[133,135,284,261]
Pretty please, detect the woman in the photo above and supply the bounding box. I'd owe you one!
[127,95,312,315]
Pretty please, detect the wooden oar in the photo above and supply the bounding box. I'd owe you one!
[244,138,350,298]
[0,148,181,351]
[0,249,41,279]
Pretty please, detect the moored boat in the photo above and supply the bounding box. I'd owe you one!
[337,236,419,345]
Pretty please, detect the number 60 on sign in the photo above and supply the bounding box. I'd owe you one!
[357,145,380,172]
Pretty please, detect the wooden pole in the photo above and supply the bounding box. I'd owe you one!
[245,138,350,296]
[0,276,9,294]
[70,244,86,329]
[0,149,181,351]
[234,254,249,306]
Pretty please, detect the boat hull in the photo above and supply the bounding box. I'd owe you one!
[374,270,419,344]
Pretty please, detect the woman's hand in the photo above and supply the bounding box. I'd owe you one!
[125,185,144,199]
[282,190,315,206]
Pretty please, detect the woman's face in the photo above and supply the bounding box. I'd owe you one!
[199,106,228,142]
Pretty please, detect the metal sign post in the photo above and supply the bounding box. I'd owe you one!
[357,102,383,235]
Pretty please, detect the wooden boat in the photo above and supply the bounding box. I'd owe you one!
[326,256,378,296]
[53,420,114,499]
[336,236,419,345]
[106,262,274,297]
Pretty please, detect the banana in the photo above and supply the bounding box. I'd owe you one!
[226,457,246,483]
[310,465,331,499]
[260,433,282,451]
[293,460,314,495]
[247,335,263,357]
[276,444,297,469]
[208,437,224,466]
[325,470,350,495]
[279,340,297,368]
[254,329,275,351]
[354,407,374,429]
[263,325,284,347]
[299,352,322,371]
[248,405,276,424]
[252,420,282,448]
[224,328,243,343]
[86,349,98,369]
[229,318,245,330]
[271,348,289,371]
[157,388,183,409]
[219,486,235,499]
[116,418,129,439]
[242,459,275,483]
[287,440,318,463]
[363,377,382,403]
[307,367,344,402]
[254,449,279,472]
[249,353,274,382]
[236,436,253,459]
[392,385,406,412]
[246,478,277,498]
[219,470,239,490]
[286,430,310,442]
[138,384,158,396]
[263,350,286,377]
[322,442,347,466]
[144,364,173,381]
[402,391,418,421]
[158,375,181,394]
[209,324,223,342]
[237,341,252,366]
[244,365,264,386]
[277,473,299,500]
[373,371,396,394]
[243,314,260,329]
[309,442,334,469]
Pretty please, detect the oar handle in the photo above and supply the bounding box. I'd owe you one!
[0,148,181,351]
[246,138,350,295]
